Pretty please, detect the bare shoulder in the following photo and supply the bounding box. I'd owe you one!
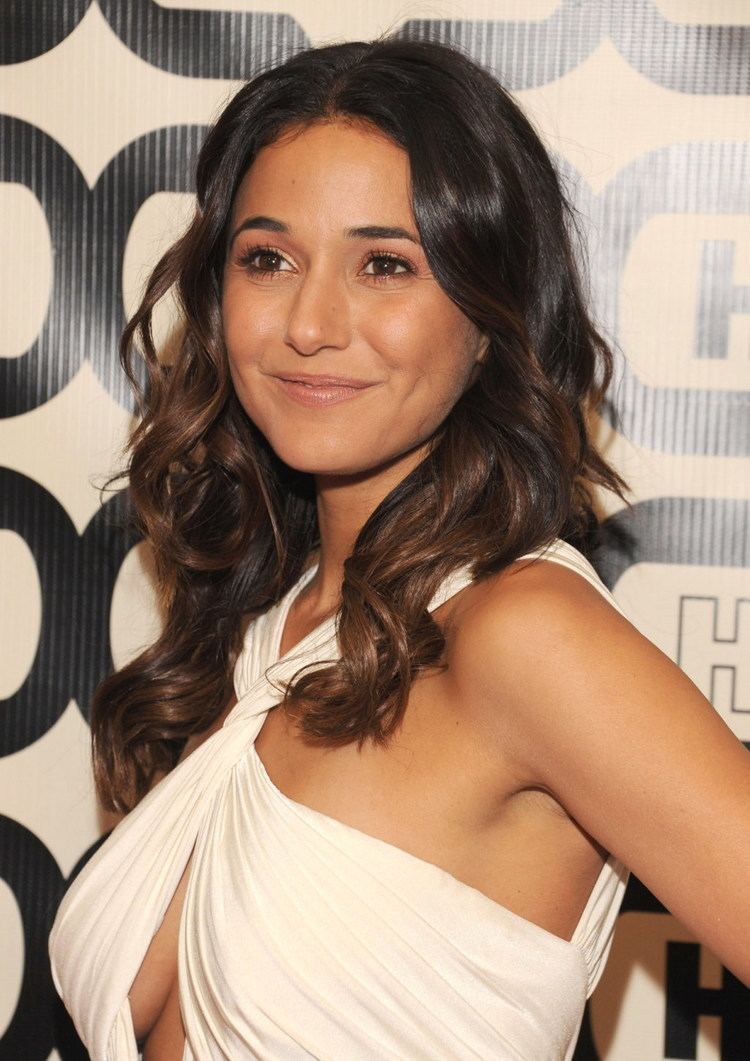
[447,548,706,762]
[447,550,637,714]
[445,550,750,986]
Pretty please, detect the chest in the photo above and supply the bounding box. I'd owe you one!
[250,628,606,946]
[135,662,597,1059]
[253,661,509,877]
[131,596,603,1054]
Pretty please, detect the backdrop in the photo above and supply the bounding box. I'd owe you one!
[1,1,748,1058]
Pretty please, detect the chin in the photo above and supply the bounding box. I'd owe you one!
[279,454,368,477]
[271,439,393,479]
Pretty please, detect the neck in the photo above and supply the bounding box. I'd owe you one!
[301,442,430,614]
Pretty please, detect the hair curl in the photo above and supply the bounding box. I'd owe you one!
[92,35,630,814]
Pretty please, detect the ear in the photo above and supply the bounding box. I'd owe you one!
[475,332,490,364]
[468,333,490,383]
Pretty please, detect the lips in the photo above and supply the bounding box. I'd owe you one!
[272,374,377,407]
[273,373,374,388]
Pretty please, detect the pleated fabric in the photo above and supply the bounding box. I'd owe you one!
[49,539,629,1060]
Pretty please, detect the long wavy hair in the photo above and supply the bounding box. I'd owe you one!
[93,35,630,814]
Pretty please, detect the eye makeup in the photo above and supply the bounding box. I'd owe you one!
[234,243,416,284]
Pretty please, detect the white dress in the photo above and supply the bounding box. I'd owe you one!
[48,538,630,1060]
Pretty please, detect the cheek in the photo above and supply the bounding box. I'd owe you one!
[367,299,476,397]
[222,283,275,362]
[222,291,284,418]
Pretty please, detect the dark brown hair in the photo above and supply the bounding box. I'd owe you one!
[92,35,630,813]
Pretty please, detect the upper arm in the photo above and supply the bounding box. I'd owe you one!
[452,559,750,985]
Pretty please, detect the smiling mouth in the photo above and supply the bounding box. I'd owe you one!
[272,376,377,407]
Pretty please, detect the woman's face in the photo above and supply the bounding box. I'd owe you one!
[222,118,488,478]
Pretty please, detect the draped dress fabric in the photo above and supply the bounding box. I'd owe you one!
[48,538,630,1060]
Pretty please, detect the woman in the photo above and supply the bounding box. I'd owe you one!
[49,35,750,1061]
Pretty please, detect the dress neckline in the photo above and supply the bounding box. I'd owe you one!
[249,549,612,960]
[272,561,326,661]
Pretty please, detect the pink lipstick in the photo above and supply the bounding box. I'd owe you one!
[272,373,378,407]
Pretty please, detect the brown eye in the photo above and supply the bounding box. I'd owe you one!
[363,252,414,282]
[236,245,291,277]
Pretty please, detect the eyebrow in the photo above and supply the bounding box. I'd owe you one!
[228,214,421,247]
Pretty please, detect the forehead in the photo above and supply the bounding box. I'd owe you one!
[230,119,414,223]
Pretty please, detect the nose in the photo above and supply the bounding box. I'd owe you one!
[282,264,352,357]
